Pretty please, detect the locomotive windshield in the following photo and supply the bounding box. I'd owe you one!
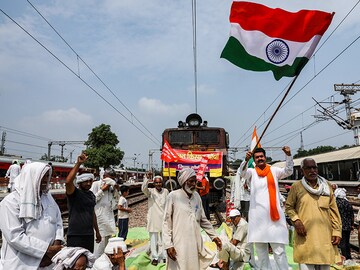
[168,130,220,145]
[196,130,219,144]
[169,131,192,144]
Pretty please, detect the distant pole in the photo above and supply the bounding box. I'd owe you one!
[0,131,6,154]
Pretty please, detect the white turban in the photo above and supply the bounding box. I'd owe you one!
[104,237,128,254]
[334,188,348,200]
[178,168,196,186]
[76,173,95,184]
[52,247,95,270]
[14,162,52,223]
[153,175,163,181]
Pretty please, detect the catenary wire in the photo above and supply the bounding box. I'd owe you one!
[0,8,160,146]
[25,0,161,145]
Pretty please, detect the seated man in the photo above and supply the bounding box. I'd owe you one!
[92,237,127,270]
[218,209,250,270]
[51,247,95,270]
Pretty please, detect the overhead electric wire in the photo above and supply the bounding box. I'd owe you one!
[26,0,160,146]
[0,8,160,146]
[304,131,352,147]
[0,126,51,141]
[5,147,44,156]
[6,139,48,149]
[313,0,360,55]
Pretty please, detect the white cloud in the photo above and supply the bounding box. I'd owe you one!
[20,108,93,139]
[138,97,191,115]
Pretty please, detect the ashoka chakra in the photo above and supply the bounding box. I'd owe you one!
[266,39,289,64]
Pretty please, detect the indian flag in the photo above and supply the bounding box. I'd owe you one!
[248,127,261,168]
[221,1,334,80]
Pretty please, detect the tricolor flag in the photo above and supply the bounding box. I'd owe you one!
[221,1,334,80]
[161,139,180,163]
[248,127,261,168]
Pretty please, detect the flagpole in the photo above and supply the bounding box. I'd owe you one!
[256,75,299,148]
[167,162,173,191]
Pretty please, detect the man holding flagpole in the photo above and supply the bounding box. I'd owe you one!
[239,146,293,270]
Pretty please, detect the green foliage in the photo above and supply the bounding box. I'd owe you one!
[228,158,242,170]
[40,154,68,162]
[294,145,336,158]
[84,124,124,169]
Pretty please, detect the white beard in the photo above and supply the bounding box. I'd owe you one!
[184,185,195,194]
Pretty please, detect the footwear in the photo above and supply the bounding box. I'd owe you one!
[163,259,166,263]
[151,259,159,266]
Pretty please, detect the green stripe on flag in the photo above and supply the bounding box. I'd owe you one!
[221,36,309,81]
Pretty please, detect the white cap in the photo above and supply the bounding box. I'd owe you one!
[104,237,127,254]
[229,209,241,218]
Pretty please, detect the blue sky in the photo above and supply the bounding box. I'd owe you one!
[1,0,360,168]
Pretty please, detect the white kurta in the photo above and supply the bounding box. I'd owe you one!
[92,253,114,270]
[141,177,169,232]
[90,179,117,236]
[239,156,293,244]
[0,192,64,270]
[219,218,250,270]
[163,189,218,270]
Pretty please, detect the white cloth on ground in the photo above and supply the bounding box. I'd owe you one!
[52,247,95,270]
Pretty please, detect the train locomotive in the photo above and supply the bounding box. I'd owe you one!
[162,113,229,206]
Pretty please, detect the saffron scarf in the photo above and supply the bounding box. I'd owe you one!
[255,165,279,221]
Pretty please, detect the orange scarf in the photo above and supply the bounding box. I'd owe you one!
[255,165,280,221]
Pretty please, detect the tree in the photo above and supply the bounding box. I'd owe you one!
[84,124,124,169]
[40,154,68,162]
[294,145,336,158]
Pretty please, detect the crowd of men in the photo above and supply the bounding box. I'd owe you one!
[0,146,357,269]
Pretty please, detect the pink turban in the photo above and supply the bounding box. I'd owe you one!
[178,168,196,186]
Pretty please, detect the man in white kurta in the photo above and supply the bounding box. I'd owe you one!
[91,168,119,258]
[142,173,169,265]
[0,162,63,270]
[5,160,21,192]
[240,146,293,270]
[163,168,222,270]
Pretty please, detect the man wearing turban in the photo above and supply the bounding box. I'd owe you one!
[163,167,222,270]
[65,153,101,252]
[0,162,63,269]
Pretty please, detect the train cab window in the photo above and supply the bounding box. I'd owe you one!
[169,131,193,144]
[196,130,219,144]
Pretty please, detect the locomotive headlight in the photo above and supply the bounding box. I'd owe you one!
[189,119,200,126]
[213,178,225,190]
[186,113,202,127]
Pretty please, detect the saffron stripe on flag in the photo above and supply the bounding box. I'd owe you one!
[230,1,334,42]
